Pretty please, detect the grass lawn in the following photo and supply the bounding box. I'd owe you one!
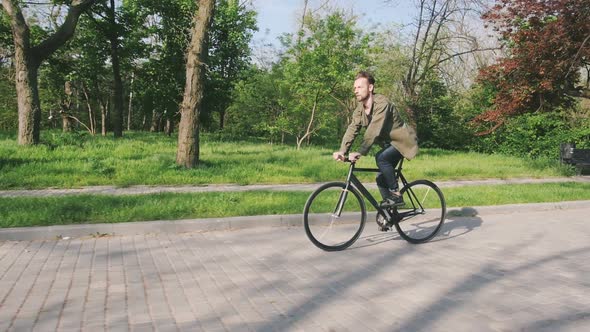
[0,131,575,189]
[0,131,585,228]
[1,182,589,228]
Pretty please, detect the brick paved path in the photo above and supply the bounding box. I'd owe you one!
[1,206,589,331]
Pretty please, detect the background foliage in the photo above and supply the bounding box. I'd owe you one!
[1,0,589,160]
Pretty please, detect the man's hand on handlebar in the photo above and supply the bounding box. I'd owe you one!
[349,152,361,162]
[332,151,361,162]
[332,151,345,161]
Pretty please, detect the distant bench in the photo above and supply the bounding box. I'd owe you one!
[560,143,590,175]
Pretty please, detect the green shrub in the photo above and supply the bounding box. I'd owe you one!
[475,111,590,159]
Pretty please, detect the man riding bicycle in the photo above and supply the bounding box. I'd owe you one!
[333,71,418,208]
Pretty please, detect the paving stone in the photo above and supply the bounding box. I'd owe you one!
[1,205,590,331]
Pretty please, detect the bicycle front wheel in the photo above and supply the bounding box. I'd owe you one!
[394,180,446,244]
[303,182,366,251]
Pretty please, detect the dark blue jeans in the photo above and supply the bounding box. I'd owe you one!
[375,144,403,199]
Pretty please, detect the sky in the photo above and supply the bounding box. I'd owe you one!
[250,0,418,47]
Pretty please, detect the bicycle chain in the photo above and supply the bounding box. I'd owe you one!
[376,212,391,231]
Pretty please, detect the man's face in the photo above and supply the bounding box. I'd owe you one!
[353,77,373,102]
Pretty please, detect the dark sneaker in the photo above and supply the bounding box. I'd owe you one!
[380,194,404,208]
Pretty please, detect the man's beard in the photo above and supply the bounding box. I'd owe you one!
[356,94,368,102]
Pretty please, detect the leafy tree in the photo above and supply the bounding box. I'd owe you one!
[69,12,113,135]
[225,65,286,142]
[370,29,409,105]
[1,10,15,131]
[203,0,257,131]
[0,7,11,58]
[32,2,124,137]
[69,0,140,137]
[121,0,256,135]
[475,0,590,133]
[1,0,98,145]
[124,0,195,134]
[38,48,76,131]
[411,77,473,149]
[278,11,372,149]
[0,66,17,131]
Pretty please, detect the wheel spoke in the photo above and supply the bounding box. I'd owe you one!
[395,180,446,243]
[303,182,366,251]
[317,215,337,240]
[420,187,431,205]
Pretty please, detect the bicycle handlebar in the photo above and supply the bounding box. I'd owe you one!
[337,158,357,164]
[335,156,359,163]
[336,155,405,170]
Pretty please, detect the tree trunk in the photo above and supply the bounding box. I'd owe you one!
[14,50,41,145]
[61,81,74,132]
[150,110,160,132]
[100,99,108,136]
[60,101,73,132]
[128,71,134,131]
[61,111,73,132]
[176,0,215,168]
[3,1,40,145]
[165,118,173,136]
[142,114,147,131]
[2,0,97,145]
[296,93,319,150]
[48,109,58,128]
[219,109,225,130]
[108,0,124,138]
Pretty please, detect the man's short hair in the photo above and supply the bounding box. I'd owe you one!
[355,71,375,85]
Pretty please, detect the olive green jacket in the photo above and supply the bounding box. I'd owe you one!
[339,94,419,159]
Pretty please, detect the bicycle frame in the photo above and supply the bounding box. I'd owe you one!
[304,158,446,250]
[336,159,425,224]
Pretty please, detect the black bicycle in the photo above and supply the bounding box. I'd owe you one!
[303,158,446,251]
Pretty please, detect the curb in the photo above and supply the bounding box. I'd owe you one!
[2,200,590,241]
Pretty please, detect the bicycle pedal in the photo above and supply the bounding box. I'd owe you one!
[378,225,391,232]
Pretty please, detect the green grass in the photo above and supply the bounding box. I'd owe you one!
[0,131,574,189]
[0,131,584,228]
[1,182,589,228]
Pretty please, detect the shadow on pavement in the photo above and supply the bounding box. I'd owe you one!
[353,232,402,249]
[432,207,484,242]
[389,242,590,332]
[354,206,485,249]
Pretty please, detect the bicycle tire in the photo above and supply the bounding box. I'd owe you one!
[303,182,366,251]
[394,179,446,244]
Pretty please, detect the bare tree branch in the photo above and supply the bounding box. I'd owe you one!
[63,114,93,134]
[427,46,500,73]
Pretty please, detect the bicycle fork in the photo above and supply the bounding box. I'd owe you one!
[332,189,349,218]
[332,164,356,218]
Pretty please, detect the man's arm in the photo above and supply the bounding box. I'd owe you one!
[338,109,362,154]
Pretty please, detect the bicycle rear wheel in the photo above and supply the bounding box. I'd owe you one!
[303,182,366,251]
[394,180,446,244]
